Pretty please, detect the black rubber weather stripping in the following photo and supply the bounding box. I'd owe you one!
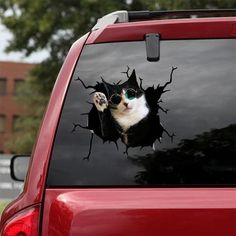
[128,9,236,21]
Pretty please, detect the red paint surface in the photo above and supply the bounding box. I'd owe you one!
[87,17,236,44]
[42,188,236,236]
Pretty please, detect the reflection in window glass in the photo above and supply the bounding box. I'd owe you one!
[47,39,236,187]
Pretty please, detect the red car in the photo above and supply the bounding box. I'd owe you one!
[1,9,236,236]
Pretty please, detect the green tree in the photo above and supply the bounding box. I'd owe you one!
[0,0,157,153]
[0,0,235,153]
[5,77,48,153]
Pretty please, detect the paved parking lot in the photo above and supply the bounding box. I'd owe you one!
[0,155,23,200]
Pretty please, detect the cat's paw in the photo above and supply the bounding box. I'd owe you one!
[93,92,108,112]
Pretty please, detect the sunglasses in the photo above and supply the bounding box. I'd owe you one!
[109,88,137,105]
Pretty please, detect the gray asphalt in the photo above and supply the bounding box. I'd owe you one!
[0,154,23,200]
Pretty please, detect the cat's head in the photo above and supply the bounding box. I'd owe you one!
[103,69,145,114]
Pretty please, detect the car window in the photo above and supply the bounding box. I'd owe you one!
[47,39,236,187]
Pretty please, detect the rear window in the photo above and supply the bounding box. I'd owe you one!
[47,39,236,187]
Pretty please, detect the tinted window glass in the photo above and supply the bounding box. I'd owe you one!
[47,39,236,187]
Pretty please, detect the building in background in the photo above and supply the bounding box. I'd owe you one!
[0,61,36,153]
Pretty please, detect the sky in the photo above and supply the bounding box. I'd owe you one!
[0,23,48,63]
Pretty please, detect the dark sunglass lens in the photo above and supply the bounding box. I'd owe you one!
[110,94,121,105]
[126,89,136,99]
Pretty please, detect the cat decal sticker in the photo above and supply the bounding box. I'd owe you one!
[73,66,177,160]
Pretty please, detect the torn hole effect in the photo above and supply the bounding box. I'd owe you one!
[73,66,177,160]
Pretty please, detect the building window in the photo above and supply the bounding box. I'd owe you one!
[13,115,21,132]
[14,79,25,96]
[0,78,7,96]
[0,115,6,133]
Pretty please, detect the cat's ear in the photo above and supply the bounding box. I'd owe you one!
[128,69,139,88]
[100,78,115,98]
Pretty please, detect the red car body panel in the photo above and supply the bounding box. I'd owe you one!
[42,188,236,236]
[1,16,236,235]
[87,17,236,44]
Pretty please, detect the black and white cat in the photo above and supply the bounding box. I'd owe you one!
[75,66,176,158]
[93,70,149,145]
[92,69,164,149]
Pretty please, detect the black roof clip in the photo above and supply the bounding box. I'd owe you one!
[145,33,160,62]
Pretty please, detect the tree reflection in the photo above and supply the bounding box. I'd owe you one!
[130,124,236,185]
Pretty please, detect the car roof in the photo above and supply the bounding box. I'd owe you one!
[92,9,236,30]
[87,11,236,44]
